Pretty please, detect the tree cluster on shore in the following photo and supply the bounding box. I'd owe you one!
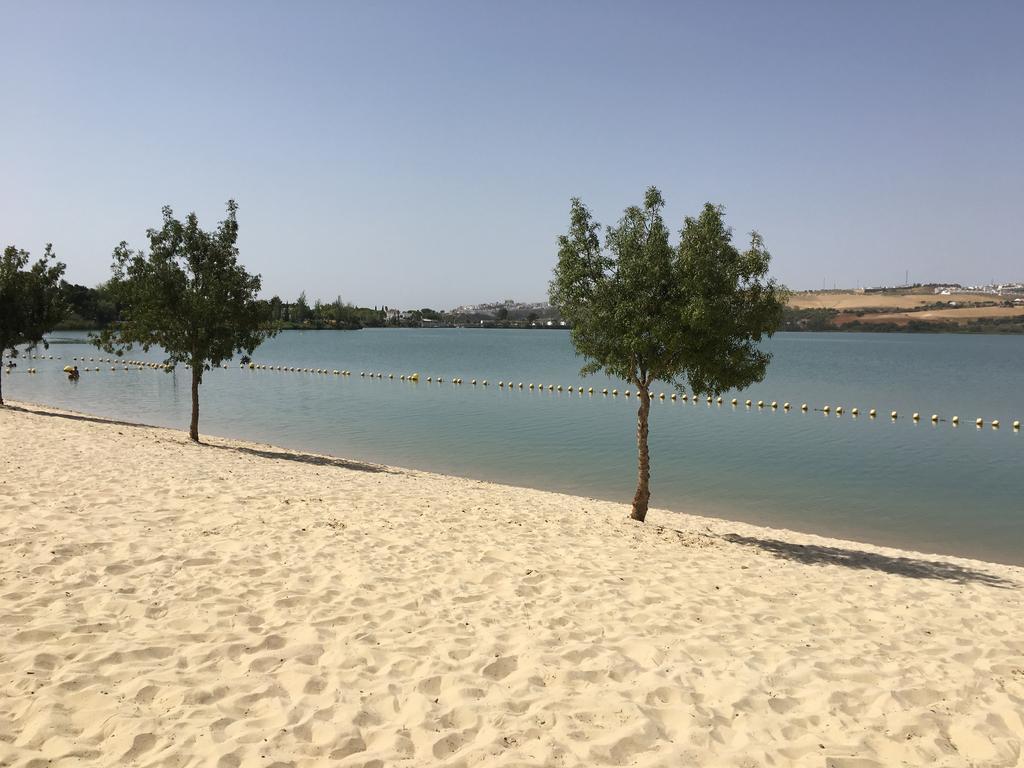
[54,283,386,331]
[53,285,568,331]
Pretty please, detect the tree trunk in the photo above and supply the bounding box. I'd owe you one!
[189,365,201,442]
[630,384,651,522]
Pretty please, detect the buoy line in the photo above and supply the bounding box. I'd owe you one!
[11,356,1020,433]
[232,361,1021,432]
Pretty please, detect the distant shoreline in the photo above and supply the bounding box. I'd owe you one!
[51,322,1024,335]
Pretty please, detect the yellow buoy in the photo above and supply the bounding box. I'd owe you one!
[801,403,808,411]
[547,384,554,390]
[745,399,752,407]
[482,380,488,386]
[835,406,843,415]
[649,392,655,399]
[707,396,712,403]
[931,414,938,423]
[659,392,665,400]
[850,407,858,416]
[624,390,631,397]
[602,388,608,395]
[611,389,618,396]
[784,402,791,410]
[671,393,677,401]
[717,396,723,404]
[869,408,876,417]
[1012,420,1020,430]
[891,411,898,419]
[771,401,778,409]
[528,383,535,389]
[952,415,960,425]
[588,387,593,394]
[682,394,689,401]
[822,405,830,413]
[991,420,1000,429]
[912,412,920,421]
[757,400,765,408]
[975,418,983,427]
[410,373,420,382]
[557,385,563,391]
[519,383,524,388]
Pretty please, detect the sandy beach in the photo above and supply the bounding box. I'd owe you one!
[1,402,1022,768]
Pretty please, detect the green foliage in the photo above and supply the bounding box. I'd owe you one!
[550,187,786,520]
[94,201,275,438]
[551,187,787,393]
[0,244,66,403]
[292,291,312,324]
[57,280,119,330]
[267,294,384,329]
[781,307,838,331]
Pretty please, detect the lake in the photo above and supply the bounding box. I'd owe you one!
[5,330,1022,564]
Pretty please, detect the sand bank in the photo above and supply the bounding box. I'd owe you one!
[2,402,1022,767]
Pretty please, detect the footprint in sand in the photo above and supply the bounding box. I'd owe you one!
[482,656,517,680]
[121,733,157,762]
[328,735,366,759]
[432,728,475,759]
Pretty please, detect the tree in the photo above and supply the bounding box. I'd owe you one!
[267,295,284,323]
[293,291,311,324]
[96,201,274,441]
[0,244,66,405]
[550,187,786,522]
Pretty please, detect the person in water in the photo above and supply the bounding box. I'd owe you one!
[67,365,79,381]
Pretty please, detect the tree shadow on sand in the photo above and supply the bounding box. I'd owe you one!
[4,402,160,431]
[202,443,393,474]
[7,403,392,475]
[721,533,1016,588]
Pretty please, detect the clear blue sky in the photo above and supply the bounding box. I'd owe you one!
[2,1,1021,308]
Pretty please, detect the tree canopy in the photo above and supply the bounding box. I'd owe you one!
[95,201,274,440]
[550,187,787,521]
[0,244,66,405]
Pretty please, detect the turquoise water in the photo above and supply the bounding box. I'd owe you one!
[6,330,1022,564]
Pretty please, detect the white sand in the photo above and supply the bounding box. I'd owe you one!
[2,402,1023,768]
